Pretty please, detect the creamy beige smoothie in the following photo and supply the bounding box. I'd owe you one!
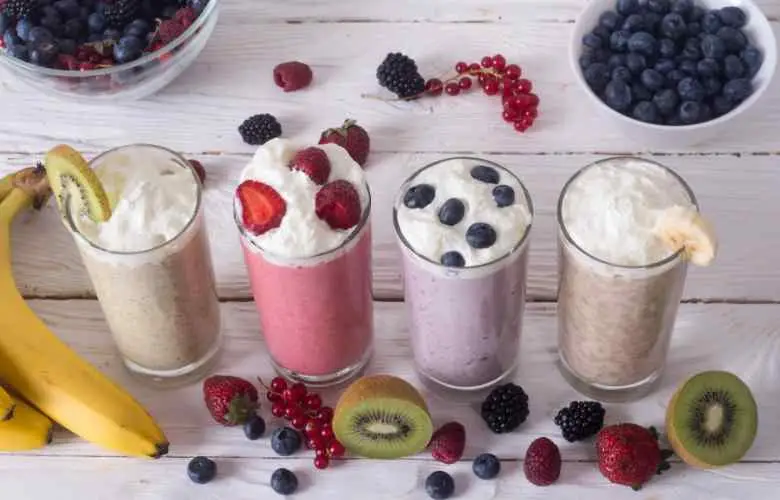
[65,145,221,385]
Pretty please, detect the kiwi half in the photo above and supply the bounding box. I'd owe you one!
[666,370,758,468]
[333,375,433,459]
[43,144,111,223]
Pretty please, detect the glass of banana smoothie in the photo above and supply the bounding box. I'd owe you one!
[55,144,222,387]
[556,157,717,402]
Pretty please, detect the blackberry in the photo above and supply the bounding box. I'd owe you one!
[3,0,37,19]
[554,401,606,442]
[376,52,425,99]
[480,383,529,434]
[238,114,282,145]
[104,0,140,28]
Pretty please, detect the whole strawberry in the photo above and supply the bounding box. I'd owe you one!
[203,375,259,426]
[318,119,370,167]
[524,437,561,486]
[429,422,466,464]
[596,424,663,490]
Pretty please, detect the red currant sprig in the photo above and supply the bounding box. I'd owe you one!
[260,377,346,470]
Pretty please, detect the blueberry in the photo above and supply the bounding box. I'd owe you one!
[40,16,64,37]
[628,31,657,56]
[438,198,466,226]
[722,78,753,104]
[723,54,745,80]
[270,468,298,495]
[701,34,726,60]
[702,11,722,34]
[608,53,627,69]
[191,0,209,14]
[696,58,719,78]
[700,102,714,122]
[617,0,639,15]
[666,114,684,125]
[678,59,697,76]
[702,76,722,97]
[440,251,465,268]
[610,30,631,52]
[655,58,676,74]
[593,48,611,63]
[647,0,670,14]
[579,53,595,69]
[717,26,747,53]
[678,100,701,123]
[592,25,612,41]
[473,453,501,480]
[612,65,632,82]
[660,13,687,40]
[687,22,701,37]
[10,44,29,61]
[641,68,665,91]
[3,30,20,48]
[162,5,179,19]
[15,19,33,42]
[87,12,106,33]
[626,53,647,74]
[270,427,301,456]
[113,35,143,63]
[466,223,497,249]
[678,77,705,102]
[87,33,102,42]
[0,13,10,34]
[622,14,645,32]
[470,165,500,184]
[605,79,633,111]
[403,184,436,209]
[30,40,59,66]
[671,0,693,15]
[632,100,660,123]
[58,37,76,54]
[681,37,701,60]
[62,18,83,39]
[125,18,151,37]
[643,12,662,32]
[425,471,455,500]
[492,185,515,207]
[55,0,81,19]
[243,414,266,440]
[659,38,678,58]
[103,28,121,41]
[29,26,54,45]
[689,6,706,23]
[718,6,747,29]
[599,11,623,31]
[583,32,603,49]
[653,88,679,115]
[741,45,763,76]
[41,6,60,20]
[713,95,734,116]
[632,82,653,102]
[666,69,686,85]
[187,456,217,484]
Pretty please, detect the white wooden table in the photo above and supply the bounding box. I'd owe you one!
[2,1,780,498]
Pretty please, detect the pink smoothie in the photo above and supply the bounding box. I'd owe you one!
[241,224,373,376]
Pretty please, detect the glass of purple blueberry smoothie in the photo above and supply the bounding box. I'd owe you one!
[393,157,534,391]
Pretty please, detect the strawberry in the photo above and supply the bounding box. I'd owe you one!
[596,424,667,490]
[203,375,259,426]
[429,422,466,464]
[236,180,287,236]
[315,180,362,230]
[524,437,561,486]
[318,119,370,167]
[273,61,313,92]
[289,147,331,185]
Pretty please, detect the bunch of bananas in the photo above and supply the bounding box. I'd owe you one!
[0,165,169,458]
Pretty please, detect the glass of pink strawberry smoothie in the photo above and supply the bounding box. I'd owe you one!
[234,139,373,387]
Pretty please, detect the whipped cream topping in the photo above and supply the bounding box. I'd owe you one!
[73,146,199,253]
[561,158,695,266]
[238,138,369,259]
[395,158,532,267]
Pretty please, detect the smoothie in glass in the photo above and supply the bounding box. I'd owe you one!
[394,158,533,390]
[235,139,373,386]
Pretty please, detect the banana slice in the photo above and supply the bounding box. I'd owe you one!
[653,205,717,266]
[43,145,111,223]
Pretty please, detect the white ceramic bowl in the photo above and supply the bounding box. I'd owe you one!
[570,0,777,148]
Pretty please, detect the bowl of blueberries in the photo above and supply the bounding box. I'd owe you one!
[571,0,776,147]
[0,0,218,101]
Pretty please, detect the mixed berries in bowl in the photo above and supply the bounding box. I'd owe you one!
[0,0,218,100]
[570,0,777,147]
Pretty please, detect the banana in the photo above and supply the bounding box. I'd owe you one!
[0,169,169,459]
[653,205,718,266]
[0,386,16,421]
[0,397,53,452]
[0,172,14,204]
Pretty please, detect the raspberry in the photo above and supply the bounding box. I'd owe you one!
[376,52,425,99]
[524,438,561,486]
[554,401,606,442]
[238,114,282,146]
[156,19,187,45]
[174,6,197,27]
[480,383,529,434]
[315,180,362,230]
[273,61,313,92]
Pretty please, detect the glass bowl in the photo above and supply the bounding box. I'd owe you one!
[0,0,219,102]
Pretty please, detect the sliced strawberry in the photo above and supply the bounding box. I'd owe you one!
[315,180,362,230]
[289,147,331,185]
[236,180,286,236]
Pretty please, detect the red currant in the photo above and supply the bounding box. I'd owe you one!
[523,107,539,119]
[425,78,443,96]
[444,83,460,96]
[321,426,334,440]
[308,436,325,450]
[502,94,514,107]
[504,64,522,80]
[468,62,481,73]
[480,56,493,68]
[314,455,330,470]
[317,407,334,422]
[491,54,506,72]
[516,78,533,93]
[458,77,472,90]
[513,120,529,133]
[271,402,286,418]
[292,416,307,429]
[512,94,533,109]
[502,108,519,122]
[455,61,468,73]
[285,406,302,420]
[290,383,307,400]
[304,420,321,437]
[265,391,280,403]
[304,394,322,411]
[315,447,329,458]
[483,80,499,96]
[519,116,534,128]
[328,440,346,458]
[527,93,540,106]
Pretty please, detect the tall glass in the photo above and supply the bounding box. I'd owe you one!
[393,158,533,391]
[64,145,222,387]
[556,157,696,402]
[236,182,373,387]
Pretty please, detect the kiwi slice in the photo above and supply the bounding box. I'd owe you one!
[666,370,758,468]
[43,144,111,223]
[333,375,433,459]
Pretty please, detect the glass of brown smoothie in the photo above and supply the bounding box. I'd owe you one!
[62,144,222,387]
[556,156,717,402]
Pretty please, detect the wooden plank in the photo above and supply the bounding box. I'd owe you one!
[0,22,778,154]
[1,456,778,499]
[3,153,779,301]
[7,300,779,462]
